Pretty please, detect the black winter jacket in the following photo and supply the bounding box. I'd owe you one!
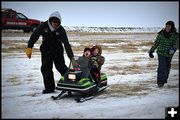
[28,21,74,60]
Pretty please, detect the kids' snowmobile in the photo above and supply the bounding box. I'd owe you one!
[51,56,108,102]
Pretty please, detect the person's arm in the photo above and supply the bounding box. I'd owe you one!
[25,23,43,59]
[169,32,179,54]
[60,26,74,60]
[150,34,160,52]
[148,34,160,58]
[173,32,179,49]
[90,56,99,71]
[97,56,105,70]
[28,24,43,48]
[98,56,105,65]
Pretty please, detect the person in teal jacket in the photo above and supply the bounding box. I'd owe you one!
[148,21,179,87]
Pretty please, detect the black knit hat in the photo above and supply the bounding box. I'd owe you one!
[166,21,175,29]
[84,47,92,53]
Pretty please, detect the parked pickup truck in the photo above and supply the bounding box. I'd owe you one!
[1,8,42,32]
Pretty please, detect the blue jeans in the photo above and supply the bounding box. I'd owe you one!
[157,55,172,84]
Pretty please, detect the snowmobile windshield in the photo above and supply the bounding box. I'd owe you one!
[69,56,90,76]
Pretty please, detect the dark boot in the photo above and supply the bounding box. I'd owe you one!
[158,83,164,88]
[42,89,55,94]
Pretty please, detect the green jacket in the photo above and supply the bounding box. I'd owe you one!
[150,29,179,57]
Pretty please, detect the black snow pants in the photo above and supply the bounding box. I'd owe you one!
[41,52,68,91]
[157,54,172,84]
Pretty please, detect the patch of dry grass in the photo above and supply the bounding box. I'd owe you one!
[2,40,40,53]
[68,38,154,53]
[2,34,150,53]
[146,63,157,70]
[95,39,126,43]
[125,64,143,74]
[139,41,154,46]
[7,76,21,85]
[21,92,40,97]
[101,84,152,98]
[120,42,139,53]
[171,62,179,70]
[130,57,147,62]
[108,64,143,75]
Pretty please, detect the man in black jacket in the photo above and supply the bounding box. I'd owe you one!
[25,11,77,94]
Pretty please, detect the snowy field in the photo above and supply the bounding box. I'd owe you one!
[1,31,179,119]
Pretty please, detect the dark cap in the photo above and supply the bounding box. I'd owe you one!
[166,21,175,29]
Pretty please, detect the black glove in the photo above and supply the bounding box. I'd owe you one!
[148,49,154,58]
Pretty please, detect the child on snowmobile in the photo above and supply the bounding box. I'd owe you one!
[90,45,105,87]
[83,47,92,58]
[75,47,92,78]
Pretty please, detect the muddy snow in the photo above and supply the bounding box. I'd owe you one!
[1,31,179,119]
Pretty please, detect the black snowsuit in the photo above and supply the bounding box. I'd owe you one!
[28,21,74,91]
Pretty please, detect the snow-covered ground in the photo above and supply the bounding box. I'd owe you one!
[1,31,179,119]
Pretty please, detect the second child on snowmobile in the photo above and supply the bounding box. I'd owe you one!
[90,45,105,87]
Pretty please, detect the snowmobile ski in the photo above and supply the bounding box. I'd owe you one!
[75,95,94,103]
[75,85,109,103]
[98,85,109,92]
[51,90,66,100]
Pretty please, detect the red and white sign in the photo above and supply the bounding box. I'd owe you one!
[6,21,27,25]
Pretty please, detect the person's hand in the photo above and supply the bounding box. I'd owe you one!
[169,47,177,55]
[91,57,98,62]
[148,49,154,58]
[25,48,32,59]
[91,59,99,67]
[71,57,79,67]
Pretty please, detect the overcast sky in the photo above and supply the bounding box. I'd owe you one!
[2,1,179,27]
